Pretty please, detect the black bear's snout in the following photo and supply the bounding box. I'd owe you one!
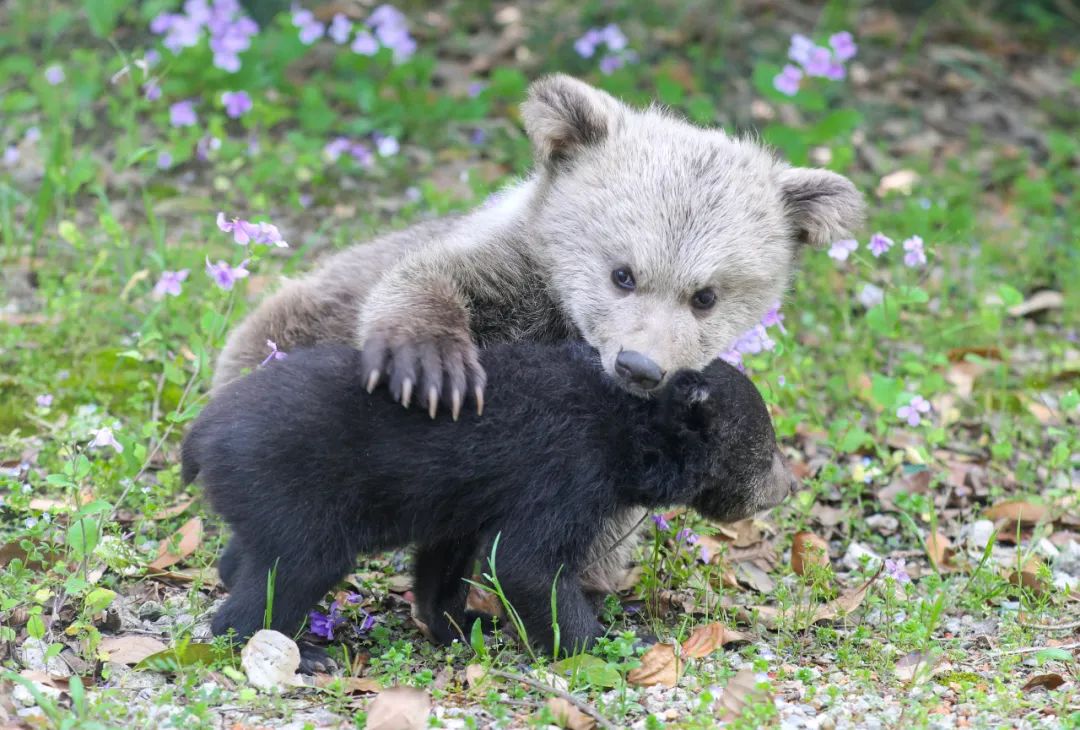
[615,350,664,391]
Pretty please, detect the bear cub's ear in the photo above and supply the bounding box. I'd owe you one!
[777,167,865,247]
[658,370,715,434]
[521,74,624,164]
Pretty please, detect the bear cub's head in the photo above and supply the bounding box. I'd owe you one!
[650,359,796,523]
[521,75,865,396]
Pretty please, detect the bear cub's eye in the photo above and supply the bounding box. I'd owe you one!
[611,267,636,291]
[691,288,717,310]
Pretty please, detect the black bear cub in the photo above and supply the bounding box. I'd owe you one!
[183,342,794,665]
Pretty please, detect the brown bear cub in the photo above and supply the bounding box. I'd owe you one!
[183,342,794,667]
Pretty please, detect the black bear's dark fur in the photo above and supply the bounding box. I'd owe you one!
[182,342,793,663]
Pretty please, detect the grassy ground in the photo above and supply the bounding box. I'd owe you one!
[1,1,1079,728]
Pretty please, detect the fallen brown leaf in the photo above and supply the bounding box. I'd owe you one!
[791,532,830,576]
[464,664,488,688]
[466,583,503,617]
[681,623,750,658]
[312,674,381,694]
[152,499,193,521]
[148,517,203,571]
[627,643,683,687]
[877,471,931,511]
[1021,673,1065,692]
[895,650,938,682]
[543,697,596,730]
[1008,559,1050,597]
[984,500,1051,529]
[366,686,431,730]
[875,169,920,197]
[925,532,956,571]
[1007,290,1063,318]
[98,636,168,665]
[714,668,771,721]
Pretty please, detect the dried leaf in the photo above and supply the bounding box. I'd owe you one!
[1021,673,1065,692]
[714,668,771,721]
[945,361,984,399]
[791,532,830,576]
[148,517,203,571]
[464,664,488,688]
[98,636,167,665]
[312,674,381,694]
[466,583,503,617]
[627,643,683,687]
[733,560,776,594]
[152,499,193,521]
[543,697,596,730]
[1008,559,1050,597]
[875,169,920,197]
[877,470,931,511]
[1007,290,1063,318]
[895,650,938,682]
[365,686,431,730]
[925,532,955,570]
[681,623,750,658]
[984,501,1051,527]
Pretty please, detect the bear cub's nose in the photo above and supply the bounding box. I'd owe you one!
[615,350,665,391]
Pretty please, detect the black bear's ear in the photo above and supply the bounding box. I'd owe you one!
[777,167,865,247]
[660,370,714,433]
[521,74,624,165]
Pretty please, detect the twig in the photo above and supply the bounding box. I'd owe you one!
[489,669,616,730]
[988,641,1080,657]
[1018,619,1080,631]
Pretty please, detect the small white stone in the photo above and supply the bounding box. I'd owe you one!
[1054,540,1080,575]
[842,542,883,572]
[240,629,301,691]
[1034,538,1059,561]
[18,637,71,677]
[966,520,995,552]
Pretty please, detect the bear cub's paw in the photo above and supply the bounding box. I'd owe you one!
[360,323,486,420]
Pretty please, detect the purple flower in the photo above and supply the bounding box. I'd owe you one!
[600,24,627,51]
[150,12,177,34]
[328,13,352,44]
[868,232,893,257]
[217,212,256,245]
[902,235,927,267]
[152,269,189,298]
[829,31,857,62]
[169,100,198,127]
[351,31,379,55]
[574,29,602,58]
[804,46,833,77]
[3,146,18,167]
[156,152,173,170]
[884,558,910,583]
[364,5,416,61]
[699,545,711,563]
[823,62,846,81]
[469,128,487,145]
[36,394,54,408]
[773,64,803,96]
[24,127,40,143]
[324,136,351,162]
[293,9,325,44]
[196,135,221,161]
[761,303,786,333]
[896,395,931,427]
[143,80,162,101]
[357,611,376,632]
[404,186,421,203]
[788,34,815,66]
[260,339,288,367]
[252,222,287,247]
[205,257,250,290]
[349,142,374,167]
[828,238,858,262]
[467,81,487,98]
[213,51,240,72]
[651,514,670,531]
[89,427,124,453]
[719,349,745,371]
[676,528,699,546]
[44,64,65,85]
[858,283,884,309]
[162,16,202,53]
[308,605,345,640]
[221,90,252,118]
[145,49,161,66]
[598,54,623,75]
[732,324,775,356]
[375,134,399,157]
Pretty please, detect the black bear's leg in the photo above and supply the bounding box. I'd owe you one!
[217,536,244,591]
[412,537,477,645]
[494,539,604,656]
[211,539,355,673]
